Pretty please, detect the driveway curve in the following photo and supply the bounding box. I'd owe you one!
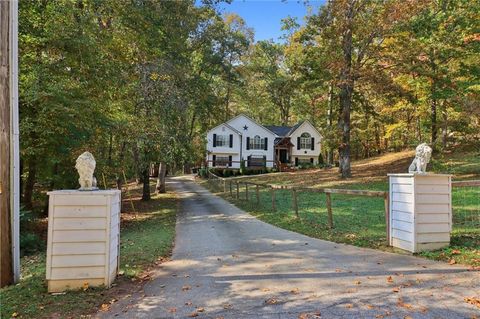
[100,176,479,319]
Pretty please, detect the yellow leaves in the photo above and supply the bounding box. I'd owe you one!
[82,281,89,291]
[11,312,19,318]
[100,303,110,312]
[396,297,414,310]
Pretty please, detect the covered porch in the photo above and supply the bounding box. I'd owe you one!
[274,137,294,171]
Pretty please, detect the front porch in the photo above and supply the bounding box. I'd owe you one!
[274,137,294,171]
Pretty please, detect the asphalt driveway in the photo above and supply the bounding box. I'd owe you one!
[99,176,479,319]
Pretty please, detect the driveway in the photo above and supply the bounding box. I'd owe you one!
[100,176,479,319]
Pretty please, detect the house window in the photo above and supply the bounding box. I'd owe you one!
[215,135,228,147]
[300,132,311,149]
[249,135,265,150]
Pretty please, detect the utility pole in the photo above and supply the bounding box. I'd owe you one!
[1,0,20,287]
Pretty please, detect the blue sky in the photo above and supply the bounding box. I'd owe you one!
[218,0,326,42]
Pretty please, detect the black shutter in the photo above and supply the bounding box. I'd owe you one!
[263,155,266,167]
[264,137,268,150]
[246,137,250,150]
[310,158,314,163]
[295,157,298,166]
[297,137,301,150]
[229,155,232,167]
[212,155,216,167]
[213,134,217,147]
[229,134,233,148]
[311,137,315,150]
[247,155,251,167]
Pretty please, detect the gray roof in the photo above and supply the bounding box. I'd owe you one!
[265,121,304,137]
[265,125,292,137]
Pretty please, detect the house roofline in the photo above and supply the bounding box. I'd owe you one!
[288,119,322,137]
[206,122,242,136]
[227,113,278,136]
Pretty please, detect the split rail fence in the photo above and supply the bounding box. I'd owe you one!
[207,171,480,247]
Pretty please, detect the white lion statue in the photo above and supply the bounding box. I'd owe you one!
[408,143,432,174]
[75,151,97,190]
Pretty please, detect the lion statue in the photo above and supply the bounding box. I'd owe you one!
[408,143,432,174]
[75,151,97,190]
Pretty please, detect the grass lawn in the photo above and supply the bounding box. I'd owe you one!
[0,182,177,319]
[202,150,480,267]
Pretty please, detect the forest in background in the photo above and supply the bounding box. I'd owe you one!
[19,0,479,211]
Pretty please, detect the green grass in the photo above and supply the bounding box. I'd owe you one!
[0,190,177,319]
[203,177,480,266]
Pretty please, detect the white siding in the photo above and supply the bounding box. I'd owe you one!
[227,115,276,168]
[206,124,242,168]
[46,190,121,292]
[388,174,452,253]
[290,121,322,165]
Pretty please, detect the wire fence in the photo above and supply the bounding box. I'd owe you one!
[451,180,480,239]
[206,171,480,249]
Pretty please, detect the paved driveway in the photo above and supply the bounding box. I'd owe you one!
[100,176,479,319]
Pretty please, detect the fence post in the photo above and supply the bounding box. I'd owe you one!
[223,180,226,193]
[229,181,233,197]
[271,188,276,211]
[256,185,260,205]
[236,182,239,199]
[384,193,390,245]
[292,188,299,217]
[245,183,249,200]
[326,192,333,229]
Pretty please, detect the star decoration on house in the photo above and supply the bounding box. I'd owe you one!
[243,125,248,130]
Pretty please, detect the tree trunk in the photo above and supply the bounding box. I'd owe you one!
[338,4,354,178]
[327,83,334,165]
[141,167,150,201]
[155,162,166,194]
[431,97,438,147]
[23,157,36,210]
[441,102,448,149]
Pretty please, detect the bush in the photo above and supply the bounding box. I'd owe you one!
[20,232,44,256]
[198,168,208,178]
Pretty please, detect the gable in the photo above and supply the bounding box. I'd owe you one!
[288,120,321,139]
[226,114,276,138]
[206,122,241,136]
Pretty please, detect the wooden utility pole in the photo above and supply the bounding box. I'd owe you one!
[1,0,20,287]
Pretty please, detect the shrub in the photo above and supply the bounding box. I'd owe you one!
[20,232,44,256]
[198,168,208,178]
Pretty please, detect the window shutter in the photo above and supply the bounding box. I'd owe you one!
[229,134,233,148]
[264,137,268,150]
[213,134,217,147]
[247,155,251,167]
[310,158,314,164]
[311,137,315,150]
[212,155,216,167]
[263,155,266,167]
[229,155,232,167]
[295,157,298,166]
[297,137,301,150]
[246,137,250,150]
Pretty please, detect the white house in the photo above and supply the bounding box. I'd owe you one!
[206,114,322,169]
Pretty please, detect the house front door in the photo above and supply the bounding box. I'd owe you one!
[279,149,288,163]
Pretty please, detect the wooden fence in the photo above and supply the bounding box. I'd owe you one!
[207,170,390,238]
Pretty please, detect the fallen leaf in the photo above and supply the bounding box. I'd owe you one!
[223,303,232,309]
[265,298,278,305]
[404,316,413,319]
[189,312,199,317]
[11,313,19,318]
[290,288,300,295]
[345,303,353,308]
[451,249,461,254]
[449,259,456,265]
[397,297,414,309]
[386,276,394,283]
[196,307,205,312]
[392,287,400,293]
[354,280,361,285]
[375,315,384,319]
[261,288,270,292]
[182,285,191,291]
[82,282,89,291]
[464,296,480,308]
[185,301,193,306]
[168,307,176,313]
[367,304,375,309]
[100,304,110,311]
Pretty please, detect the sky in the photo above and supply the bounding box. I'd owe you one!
[218,0,326,42]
